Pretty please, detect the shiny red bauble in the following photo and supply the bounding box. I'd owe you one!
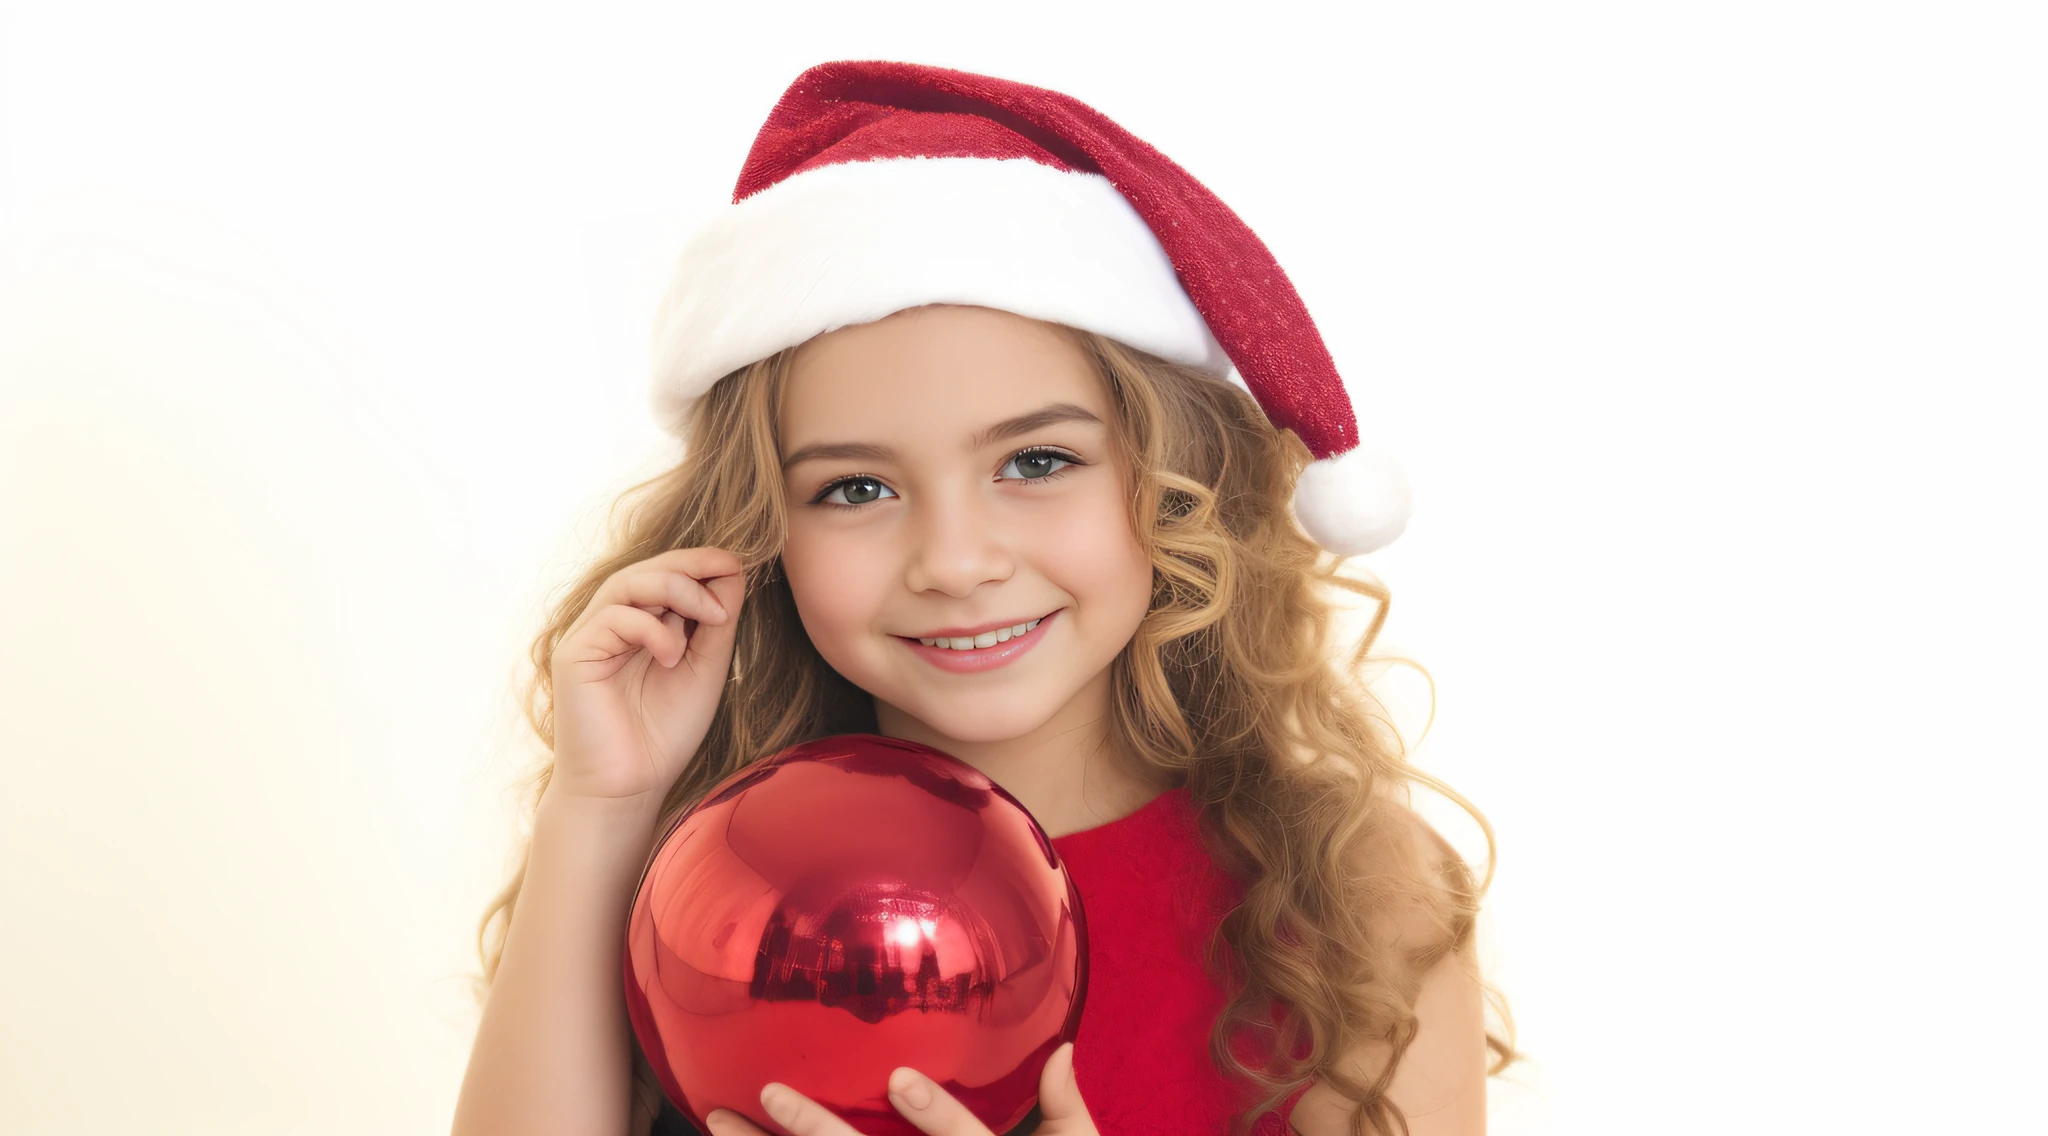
[623,734,1089,1136]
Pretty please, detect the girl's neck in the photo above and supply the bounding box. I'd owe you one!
[871,685,1171,839]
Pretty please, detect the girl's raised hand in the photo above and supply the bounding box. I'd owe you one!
[701,1043,1097,1136]
[548,546,747,802]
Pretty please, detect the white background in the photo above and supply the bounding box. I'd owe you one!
[2,2,2042,1133]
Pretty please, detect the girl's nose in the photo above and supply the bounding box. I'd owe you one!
[902,490,1016,598]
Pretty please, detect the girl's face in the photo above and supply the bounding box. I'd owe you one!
[777,305,1153,748]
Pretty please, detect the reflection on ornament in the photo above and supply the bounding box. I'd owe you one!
[624,733,1088,1135]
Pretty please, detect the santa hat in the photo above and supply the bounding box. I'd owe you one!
[649,60,1411,556]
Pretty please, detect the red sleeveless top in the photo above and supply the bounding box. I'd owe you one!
[1050,786,1314,1135]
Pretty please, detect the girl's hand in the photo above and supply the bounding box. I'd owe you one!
[702,1042,1096,1136]
[548,546,747,802]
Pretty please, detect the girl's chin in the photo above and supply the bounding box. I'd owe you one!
[877,694,1057,746]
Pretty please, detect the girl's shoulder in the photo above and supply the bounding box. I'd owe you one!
[1373,800,1482,967]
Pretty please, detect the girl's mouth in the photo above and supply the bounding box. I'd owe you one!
[896,610,1059,674]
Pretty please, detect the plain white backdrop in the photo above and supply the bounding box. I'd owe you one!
[2,2,2042,1133]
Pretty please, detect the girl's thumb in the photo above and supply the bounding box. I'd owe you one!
[688,574,745,660]
[1038,1043,1089,1122]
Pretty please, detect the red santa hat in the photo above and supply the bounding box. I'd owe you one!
[650,60,1412,556]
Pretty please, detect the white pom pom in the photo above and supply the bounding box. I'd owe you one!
[1290,444,1413,556]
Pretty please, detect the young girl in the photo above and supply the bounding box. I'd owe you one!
[455,61,1517,1136]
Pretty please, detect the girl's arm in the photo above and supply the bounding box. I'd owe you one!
[451,788,667,1136]
[1287,814,1491,1136]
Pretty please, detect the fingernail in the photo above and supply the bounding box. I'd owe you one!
[889,1068,933,1110]
[761,1083,794,1122]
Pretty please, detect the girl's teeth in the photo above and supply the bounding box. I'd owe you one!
[917,616,1044,650]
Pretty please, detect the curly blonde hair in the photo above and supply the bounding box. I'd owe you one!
[474,319,1520,1135]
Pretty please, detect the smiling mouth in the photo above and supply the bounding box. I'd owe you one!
[895,610,1060,673]
[906,614,1048,651]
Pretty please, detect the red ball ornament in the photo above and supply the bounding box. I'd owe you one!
[623,733,1089,1135]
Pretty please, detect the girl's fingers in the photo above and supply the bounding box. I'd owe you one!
[713,1063,1069,1136]
[605,565,733,629]
[1034,1044,1097,1132]
[758,1082,865,1136]
[555,604,669,668]
[644,545,746,589]
[570,547,744,639]
[703,1109,772,1136]
[887,1067,994,1136]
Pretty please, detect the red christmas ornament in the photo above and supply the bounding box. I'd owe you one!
[623,733,1089,1135]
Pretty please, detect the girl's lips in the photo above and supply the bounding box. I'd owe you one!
[899,610,1058,674]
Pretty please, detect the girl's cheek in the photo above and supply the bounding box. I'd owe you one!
[783,525,894,645]
[1053,490,1151,603]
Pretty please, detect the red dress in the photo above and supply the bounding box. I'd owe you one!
[1050,786,1314,1135]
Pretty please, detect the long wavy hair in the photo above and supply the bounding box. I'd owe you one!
[473,319,1520,1135]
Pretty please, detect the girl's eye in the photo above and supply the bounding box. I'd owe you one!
[809,448,1082,510]
[816,476,897,507]
[1000,447,1078,481]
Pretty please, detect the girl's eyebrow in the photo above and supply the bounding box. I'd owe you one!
[780,402,1103,471]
